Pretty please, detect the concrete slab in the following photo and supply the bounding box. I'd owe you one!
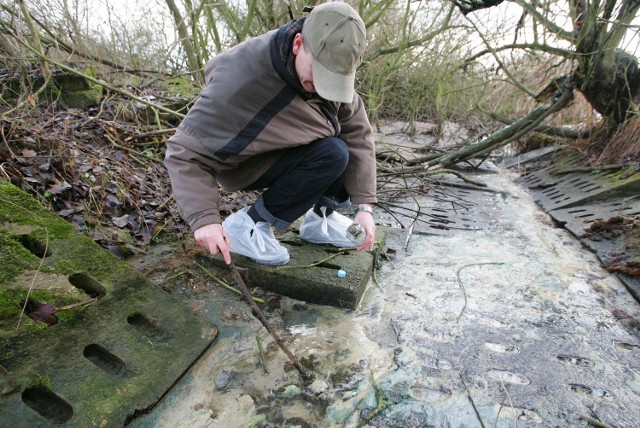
[0,181,217,427]
[516,153,640,211]
[205,229,387,310]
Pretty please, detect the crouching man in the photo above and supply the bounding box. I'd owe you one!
[165,2,377,265]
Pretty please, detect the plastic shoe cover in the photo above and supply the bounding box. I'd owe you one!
[299,206,355,247]
[222,208,290,265]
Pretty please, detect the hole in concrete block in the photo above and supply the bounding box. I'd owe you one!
[429,225,449,230]
[576,182,594,190]
[568,209,587,213]
[83,344,125,375]
[581,184,601,191]
[18,235,51,258]
[281,240,303,247]
[22,299,59,326]
[68,273,106,298]
[578,213,595,218]
[317,262,341,270]
[431,218,451,224]
[127,313,171,342]
[22,385,73,424]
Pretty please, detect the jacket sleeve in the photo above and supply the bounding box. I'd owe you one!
[164,57,233,231]
[164,129,225,230]
[337,94,377,205]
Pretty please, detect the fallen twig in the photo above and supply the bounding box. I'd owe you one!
[55,298,97,312]
[256,335,268,374]
[422,168,487,187]
[0,364,19,395]
[196,261,264,303]
[17,229,49,330]
[455,262,504,322]
[274,251,349,270]
[229,263,312,380]
[578,414,613,428]
[359,370,390,427]
[459,372,486,428]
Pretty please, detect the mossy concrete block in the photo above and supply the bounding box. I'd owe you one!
[0,66,103,108]
[0,180,217,427]
[205,230,386,310]
[53,66,103,109]
[113,76,198,125]
[58,84,103,109]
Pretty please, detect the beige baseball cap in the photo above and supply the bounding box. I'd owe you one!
[302,2,366,103]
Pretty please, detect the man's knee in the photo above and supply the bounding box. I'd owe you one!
[315,137,349,171]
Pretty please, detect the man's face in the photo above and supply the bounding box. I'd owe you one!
[293,33,316,93]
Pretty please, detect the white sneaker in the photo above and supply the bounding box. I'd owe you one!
[299,206,355,247]
[222,208,290,265]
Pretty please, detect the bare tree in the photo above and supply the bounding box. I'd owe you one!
[453,0,640,125]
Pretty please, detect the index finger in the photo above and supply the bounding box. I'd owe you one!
[220,232,232,265]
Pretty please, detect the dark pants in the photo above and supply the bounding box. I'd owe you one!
[245,137,350,230]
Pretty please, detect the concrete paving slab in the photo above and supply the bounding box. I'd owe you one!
[0,181,217,427]
[546,198,640,238]
[205,229,387,310]
[517,153,640,211]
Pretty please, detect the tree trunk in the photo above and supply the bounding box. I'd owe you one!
[576,50,640,124]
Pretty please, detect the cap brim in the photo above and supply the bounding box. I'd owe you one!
[311,58,355,104]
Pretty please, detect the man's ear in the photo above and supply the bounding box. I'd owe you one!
[292,33,303,55]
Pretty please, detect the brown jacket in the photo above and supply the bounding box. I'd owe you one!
[165,24,376,231]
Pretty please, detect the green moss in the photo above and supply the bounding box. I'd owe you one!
[157,76,199,98]
[0,232,37,285]
[0,182,74,240]
[27,373,53,390]
[0,182,47,224]
[0,181,129,283]
[50,234,127,280]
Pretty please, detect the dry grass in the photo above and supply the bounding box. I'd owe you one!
[591,114,640,164]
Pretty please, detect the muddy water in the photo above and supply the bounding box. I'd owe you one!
[132,170,640,428]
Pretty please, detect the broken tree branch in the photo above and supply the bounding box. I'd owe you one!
[425,84,575,168]
[229,263,312,380]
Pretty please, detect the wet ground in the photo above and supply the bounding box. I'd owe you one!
[129,168,640,428]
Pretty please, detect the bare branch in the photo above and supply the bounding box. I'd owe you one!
[365,4,456,63]
[463,43,577,65]
[465,17,537,98]
[512,0,576,42]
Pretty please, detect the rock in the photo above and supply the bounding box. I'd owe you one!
[279,384,302,398]
[306,379,328,395]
